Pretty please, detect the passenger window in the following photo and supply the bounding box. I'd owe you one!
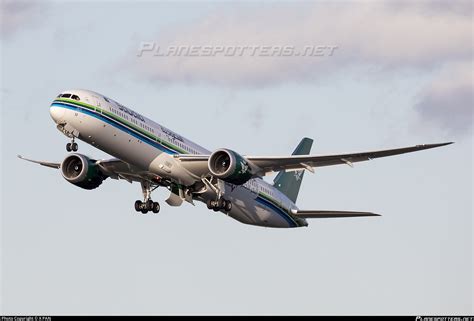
[71,95,80,101]
[62,94,71,98]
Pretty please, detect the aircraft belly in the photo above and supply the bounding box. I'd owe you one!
[220,185,294,228]
[148,155,198,186]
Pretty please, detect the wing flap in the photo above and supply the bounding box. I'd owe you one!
[293,210,381,218]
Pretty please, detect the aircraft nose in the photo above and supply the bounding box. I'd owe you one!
[50,105,65,124]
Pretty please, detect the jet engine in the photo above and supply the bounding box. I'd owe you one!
[208,149,253,185]
[61,153,107,190]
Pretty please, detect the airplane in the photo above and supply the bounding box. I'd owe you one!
[19,89,452,228]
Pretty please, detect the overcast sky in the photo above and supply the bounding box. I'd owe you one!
[1,0,472,315]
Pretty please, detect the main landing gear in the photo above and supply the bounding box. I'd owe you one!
[201,177,233,213]
[135,181,160,214]
[207,198,232,213]
[66,138,78,152]
[135,199,160,214]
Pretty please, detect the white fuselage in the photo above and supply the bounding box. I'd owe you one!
[49,89,307,228]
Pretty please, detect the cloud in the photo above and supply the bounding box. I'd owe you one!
[131,1,472,87]
[414,61,473,136]
[0,1,47,39]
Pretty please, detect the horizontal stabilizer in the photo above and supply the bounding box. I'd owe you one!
[293,210,381,218]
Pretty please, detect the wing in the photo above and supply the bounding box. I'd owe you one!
[17,155,60,169]
[245,142,453,174]
[176,142,453,176]
[94,158,147,182]
[292,210,380,218]
[17,155,157,184]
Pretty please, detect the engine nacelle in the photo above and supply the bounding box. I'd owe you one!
[61,153,107,190]
[208,149,252,185]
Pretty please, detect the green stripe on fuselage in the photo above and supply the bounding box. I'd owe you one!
[55,98,303,227]
[54,98,188,154]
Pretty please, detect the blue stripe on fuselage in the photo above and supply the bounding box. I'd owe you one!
[51,102,178,155]
[255,196,297,227]
[54,102,299,227]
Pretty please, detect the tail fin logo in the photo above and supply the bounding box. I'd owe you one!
[239,161,249,174]
[294,170,303,181]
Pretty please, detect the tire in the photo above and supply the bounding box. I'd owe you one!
[147,199,154,210]
[66,143,72,152]
[225,201,232,212]
[141,209,148,214]
[217,199,225,209]
[152,202,160,214]
[207,200,213,210]
[72,143,78,151]
[134,200,142,212]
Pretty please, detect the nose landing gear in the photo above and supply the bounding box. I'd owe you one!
[66,138,78,152]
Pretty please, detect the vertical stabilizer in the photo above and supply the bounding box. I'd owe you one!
[273,137,313,203]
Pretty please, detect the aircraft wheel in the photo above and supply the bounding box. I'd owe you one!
[152,202,160,214]
[147,199,154,211]
[72,142,78,151]
[217,198,225,209]
[135,200,142,212]
[225,200,232,212]
[66,143,72,152]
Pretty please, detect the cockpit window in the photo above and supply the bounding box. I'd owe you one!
[57,94,62,98]
[71,95,80,101]
[62,93,71,98]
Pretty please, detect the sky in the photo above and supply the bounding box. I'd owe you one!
[1,0,472,315]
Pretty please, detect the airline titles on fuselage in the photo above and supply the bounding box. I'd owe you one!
[117,103,145,122]
[103,95,146,123]
[160,126,184,142]
[103,95,184,143]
